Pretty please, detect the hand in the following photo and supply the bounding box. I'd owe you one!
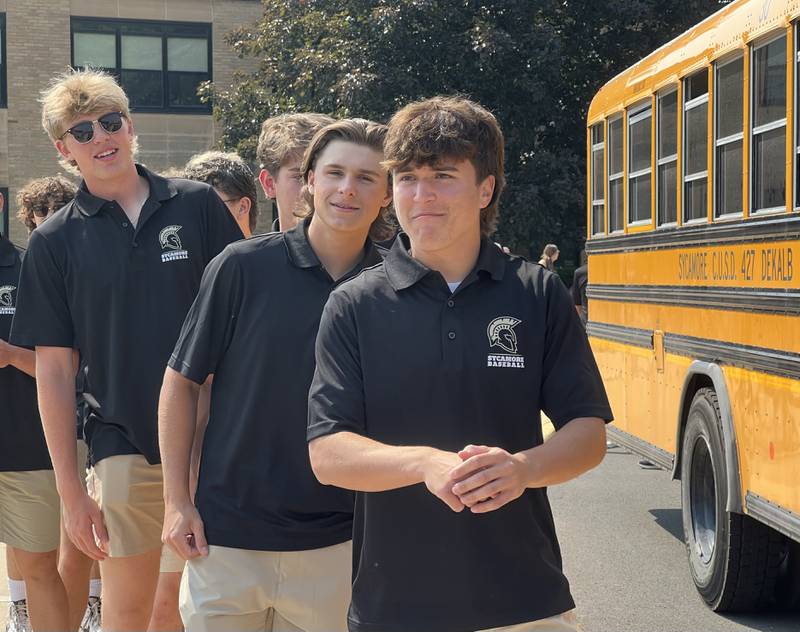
[450,444,530,513]
[0,339,13,368]
[494,242,511,255]
[62,490,109,560]
[422,450,470,512]
[163,501,208,560]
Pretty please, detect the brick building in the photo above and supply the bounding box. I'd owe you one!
[0,0,266,244]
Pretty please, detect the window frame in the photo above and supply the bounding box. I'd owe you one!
[750,32,787,215]
[656,86,679,227]
[626,101,653,227]
[0,14,7,109]
[607,114,625,234]
[682,71,710,225]
[713,54,745,219]
[70,16,213,114]
[795,22,800,210]
[590,123,605,235]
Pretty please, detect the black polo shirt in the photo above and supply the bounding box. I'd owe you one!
[169,219,382,551]
[0,236,51,472]
[10,165,243,465]
[308,235,613,632]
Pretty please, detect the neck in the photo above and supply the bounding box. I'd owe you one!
[82,163,141,203]
[410,231,482,284]
[306,219,368,280]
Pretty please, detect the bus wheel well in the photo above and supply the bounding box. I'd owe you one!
[674,373,715,481]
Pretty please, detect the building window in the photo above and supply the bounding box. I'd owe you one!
[657,89,678,226]
[607,116,624,232]
[0,14,6,108]
[590,124,605,235]
[628,102,652,225]
[71,18,212,113]
[751,35,786,213]
[715,56,744,217]
[0,187,10,238]
[683,70,709,223]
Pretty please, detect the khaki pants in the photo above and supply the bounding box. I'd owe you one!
[479,611,581,632]
[180,541,352,632]
[0,469,60,553]
[87,453,184,572]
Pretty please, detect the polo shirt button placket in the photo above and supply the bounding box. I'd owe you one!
[448,331,456,340]
[447,299,455,308]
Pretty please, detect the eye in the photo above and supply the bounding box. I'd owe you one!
[435,172,453,179]
[397,174,415,182]
[359,175,376,182]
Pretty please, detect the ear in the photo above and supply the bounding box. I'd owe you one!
[381,181,392,209]
[478,175,495,210]
[259,169,277,199]
[55,138,72,162]
[238,196,252,217]
[307,168,315,194]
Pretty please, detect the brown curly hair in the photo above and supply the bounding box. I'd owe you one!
[16,175,77,234]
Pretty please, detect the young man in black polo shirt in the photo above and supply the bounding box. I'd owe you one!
[1,190,71,632]
[159,119,393,631]
[308,97,613,632]
[10,69,243,631]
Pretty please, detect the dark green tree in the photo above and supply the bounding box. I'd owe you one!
[208,0,729,259]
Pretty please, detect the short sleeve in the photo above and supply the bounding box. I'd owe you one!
[203,186,244,264]
[307,290,367,441]
[570,273,581,306]
[539,273,612,429]
[168,247,243,384]
[10,231,74,348]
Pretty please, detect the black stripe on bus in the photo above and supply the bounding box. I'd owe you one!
[606,426,674,471]
[587,284,800,315]
[745,492,800,542]
[586,214,800,254]
[587,321,800,380]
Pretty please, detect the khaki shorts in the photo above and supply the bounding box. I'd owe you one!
[87,453,185,573]
[479,610,581,632]
[77,439,89,488]
[180,541,352,632]
[0,469,60,553]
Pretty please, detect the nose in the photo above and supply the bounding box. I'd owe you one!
[338,174,357,196]
[413,180,435,203]
[92,121,113,143]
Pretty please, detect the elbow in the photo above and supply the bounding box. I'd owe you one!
[590,422,607,469]
[308,437,334,486]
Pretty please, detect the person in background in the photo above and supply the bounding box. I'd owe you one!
[183,151,259,238]
[570,249,588,329]
[256,113,334,232]
[538,243,560,271]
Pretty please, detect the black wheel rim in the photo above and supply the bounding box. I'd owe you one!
[689,435,717,565]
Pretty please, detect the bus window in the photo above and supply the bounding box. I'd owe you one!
[590,124,605,234]
[608,116,624,232]
[715,56,744,217]
[657,89,678,226]
[751,35,786,213]
[628,102,652,225]
[683,70,709,222]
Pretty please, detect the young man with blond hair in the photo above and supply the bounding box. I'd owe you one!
[308,96,613,632]
[10,68,243,631]
[159,118,392,631]
[256,112,334,231]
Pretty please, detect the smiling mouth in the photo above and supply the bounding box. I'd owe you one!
[331,202,359,211]
[95,148,118,160]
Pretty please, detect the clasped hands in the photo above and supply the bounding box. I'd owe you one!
[424,444,531,514]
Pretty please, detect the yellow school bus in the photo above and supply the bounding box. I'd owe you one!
[586,0,799,612]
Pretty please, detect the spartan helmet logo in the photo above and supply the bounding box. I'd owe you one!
[0,285,15,307]
[487,316,522,354]
[159,225,183,251]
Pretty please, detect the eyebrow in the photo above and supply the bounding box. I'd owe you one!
[325,163,383,177]
[396,164,459,173]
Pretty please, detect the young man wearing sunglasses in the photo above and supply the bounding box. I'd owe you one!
[10,68,244,631]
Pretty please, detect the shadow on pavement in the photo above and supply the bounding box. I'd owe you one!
[649,508,684,542]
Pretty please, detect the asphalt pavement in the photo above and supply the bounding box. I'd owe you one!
[551,444,799,632]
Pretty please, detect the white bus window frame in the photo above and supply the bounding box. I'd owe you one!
[750,33,787,215]
[627,102,653,227]
[607,115,625,234]
[590,123,605,235]
[683,86,709,225]
[656,87,679,228]
[714,54,745,220]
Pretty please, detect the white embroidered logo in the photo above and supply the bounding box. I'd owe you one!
[486,316,525,369]
[159,225,188,263]
[0,285,16,315]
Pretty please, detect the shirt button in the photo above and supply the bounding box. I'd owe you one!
[448,331,456,340]
[447,299,455,308]
[122,222,129,227]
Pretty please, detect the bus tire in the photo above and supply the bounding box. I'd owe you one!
[680,387,785,612]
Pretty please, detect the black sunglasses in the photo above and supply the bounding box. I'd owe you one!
[59,112,126,144]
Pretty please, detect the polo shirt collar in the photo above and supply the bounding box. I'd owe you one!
[74,163,178,217]
[0,235,17,267]
[284,217,383,272]
[384,232,506,291]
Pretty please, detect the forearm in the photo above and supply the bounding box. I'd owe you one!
[309,431,442,492]
[517,417,606,488]
[8,345,36,377]
[189,376,212,497]
[158,367,201,506]
[35,352,81,499]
